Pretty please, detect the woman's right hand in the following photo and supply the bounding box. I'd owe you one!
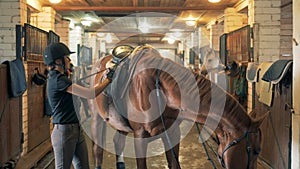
[106,68,115,81]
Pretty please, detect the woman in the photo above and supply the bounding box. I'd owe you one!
[44,42,114,169]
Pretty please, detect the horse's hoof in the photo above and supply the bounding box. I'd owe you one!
[116,162,125,169]
[95,166,102,169]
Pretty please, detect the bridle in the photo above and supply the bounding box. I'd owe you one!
[218,130,259,169]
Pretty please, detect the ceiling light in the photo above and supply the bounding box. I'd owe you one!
[186,20,196,26]
[208,0,221,3]
[49,0,61,4]
[97,32,105,37]
[168,38,175,44]
[81,20,92,27]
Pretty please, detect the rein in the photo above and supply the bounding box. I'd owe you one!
[155,63,181,169]
[76,70,105,82]
[218,131,258,169]
[196,124,217,169]
[77,51,131,83]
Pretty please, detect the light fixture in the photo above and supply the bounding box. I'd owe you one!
[186,20,196,26]
[167,38,175,44]
[185,15,197,26]
[208,0,221,3]
[97,32,105,37]
[81,20,92,27]
[49,0,61,4]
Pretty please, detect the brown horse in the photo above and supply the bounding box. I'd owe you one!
[90,46,268,169]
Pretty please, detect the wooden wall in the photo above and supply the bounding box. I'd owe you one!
[0,64,22,166]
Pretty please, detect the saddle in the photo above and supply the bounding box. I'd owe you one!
[104,45,154,119]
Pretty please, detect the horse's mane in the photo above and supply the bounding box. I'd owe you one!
[134,47,251,131]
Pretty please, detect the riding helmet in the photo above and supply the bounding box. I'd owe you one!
[44,42,75,65]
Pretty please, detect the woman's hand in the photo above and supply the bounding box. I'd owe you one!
[106,68,115,80]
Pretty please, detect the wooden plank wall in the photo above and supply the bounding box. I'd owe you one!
[0,64,22,166]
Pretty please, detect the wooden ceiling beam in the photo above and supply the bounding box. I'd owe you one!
[53,6,226,11]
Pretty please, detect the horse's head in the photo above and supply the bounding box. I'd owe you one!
[200,48,221,75]
[218,113,268,169]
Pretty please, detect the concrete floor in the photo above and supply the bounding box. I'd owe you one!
[85,124,223,169]
[35,118,269,169]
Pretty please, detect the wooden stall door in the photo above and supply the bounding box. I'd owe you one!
[221,25,251,109]
[0,65,22,166]
[254,69,292,169]
[24,24,50,152]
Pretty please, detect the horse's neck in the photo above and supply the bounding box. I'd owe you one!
[195,74,251,133]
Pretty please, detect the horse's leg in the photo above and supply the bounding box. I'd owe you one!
[162,124,181,169]
[113,131,128,169]
[134,130,149,169]
[91,113,107,169]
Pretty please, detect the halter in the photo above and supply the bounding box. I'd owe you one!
[218,131,258,169]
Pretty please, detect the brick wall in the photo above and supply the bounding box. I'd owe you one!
[69,26,83,66]
[83,34,100,63]
[280,1,292,59]
[247,0,281,113]
[36,7,56,32]
[0,0,26,63]
[224,8,248,33]
[249,0,281,62]
[210,24,224,51]
[55,19,71,45]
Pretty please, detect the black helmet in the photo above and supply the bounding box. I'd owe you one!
[44,42,75,65]
[111,45,134,64]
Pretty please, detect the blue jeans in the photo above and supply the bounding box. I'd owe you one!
[51,123,90,169]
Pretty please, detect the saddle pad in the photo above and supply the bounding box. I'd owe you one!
[262,59,293,84]
[255,62,273,106]
[2,58,27,98]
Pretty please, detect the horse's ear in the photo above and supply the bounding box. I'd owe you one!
[252,111,270,128]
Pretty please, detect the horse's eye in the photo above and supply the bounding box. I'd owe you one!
[208,59,212,63]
